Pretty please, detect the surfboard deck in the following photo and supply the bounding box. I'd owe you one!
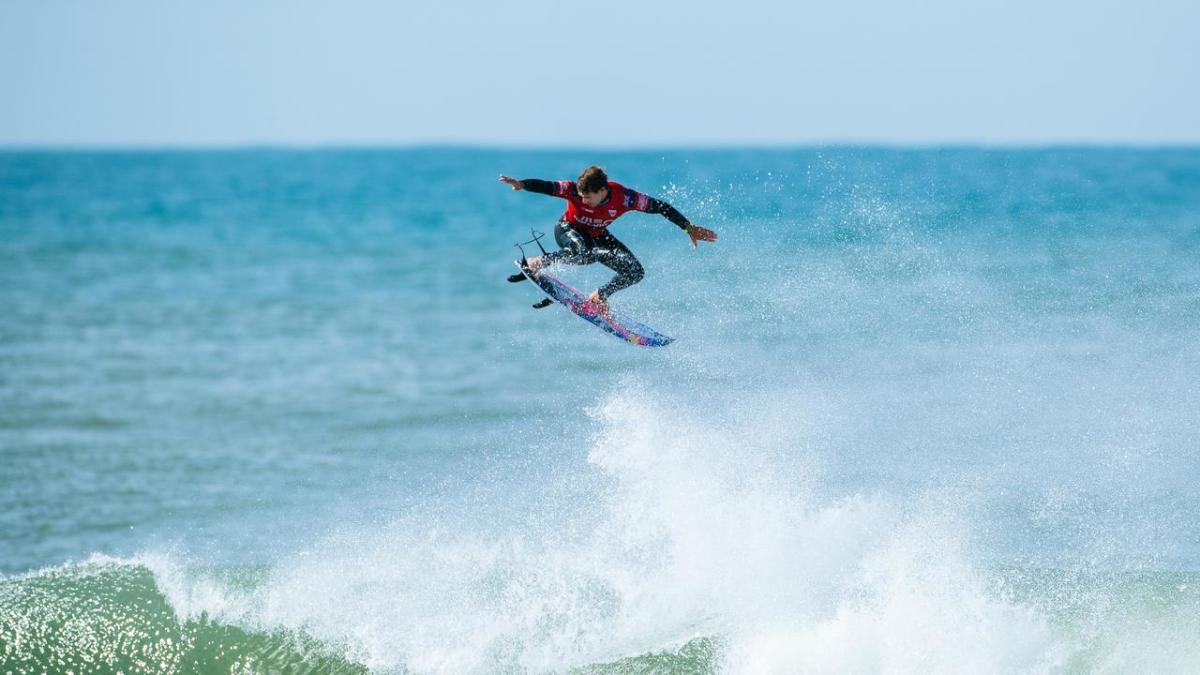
[516,261,674,347]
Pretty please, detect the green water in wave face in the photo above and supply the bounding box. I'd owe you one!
[0,561,366,675]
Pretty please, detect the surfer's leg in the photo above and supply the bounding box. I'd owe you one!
[539,221,596,268]
[517,223,586,279]
[591,234,644,300]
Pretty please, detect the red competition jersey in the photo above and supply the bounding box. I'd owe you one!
[551,180,652,237]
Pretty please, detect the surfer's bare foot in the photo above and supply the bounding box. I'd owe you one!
[525,256,544,275]
[584,291,611,316]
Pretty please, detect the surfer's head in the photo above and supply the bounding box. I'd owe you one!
[577,166,610,207]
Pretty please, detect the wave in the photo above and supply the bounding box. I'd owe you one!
[5,385,1200,674]
[5,559,1200,674]
[0,554,721,674]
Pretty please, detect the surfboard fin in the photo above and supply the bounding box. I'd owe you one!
[532,298,553,309]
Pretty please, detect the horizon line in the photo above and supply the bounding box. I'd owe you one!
[2,140,1199,153]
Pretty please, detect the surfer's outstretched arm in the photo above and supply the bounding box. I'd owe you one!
[498,175,559,196]
[637,195,718,249]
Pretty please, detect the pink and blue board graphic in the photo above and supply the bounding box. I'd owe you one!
[518,262,674,347]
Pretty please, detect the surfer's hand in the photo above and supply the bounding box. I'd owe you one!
[498,175,523,191]
[686,224,718,249]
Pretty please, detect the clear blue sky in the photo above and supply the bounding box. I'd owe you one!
[2,0,1197,147]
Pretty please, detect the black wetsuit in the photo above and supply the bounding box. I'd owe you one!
[517,178,691,300]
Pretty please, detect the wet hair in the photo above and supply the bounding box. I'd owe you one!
[577,166,609,194]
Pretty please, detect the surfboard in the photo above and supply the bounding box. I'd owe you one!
[515,261,674,347]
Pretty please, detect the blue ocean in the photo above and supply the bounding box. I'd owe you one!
[2,148,1199,673]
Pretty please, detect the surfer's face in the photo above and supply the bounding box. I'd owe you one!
[578,186,608,207]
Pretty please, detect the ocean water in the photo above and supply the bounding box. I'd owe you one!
[2,147,1199,674]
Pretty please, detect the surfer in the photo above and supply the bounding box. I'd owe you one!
[499,166,717,312]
